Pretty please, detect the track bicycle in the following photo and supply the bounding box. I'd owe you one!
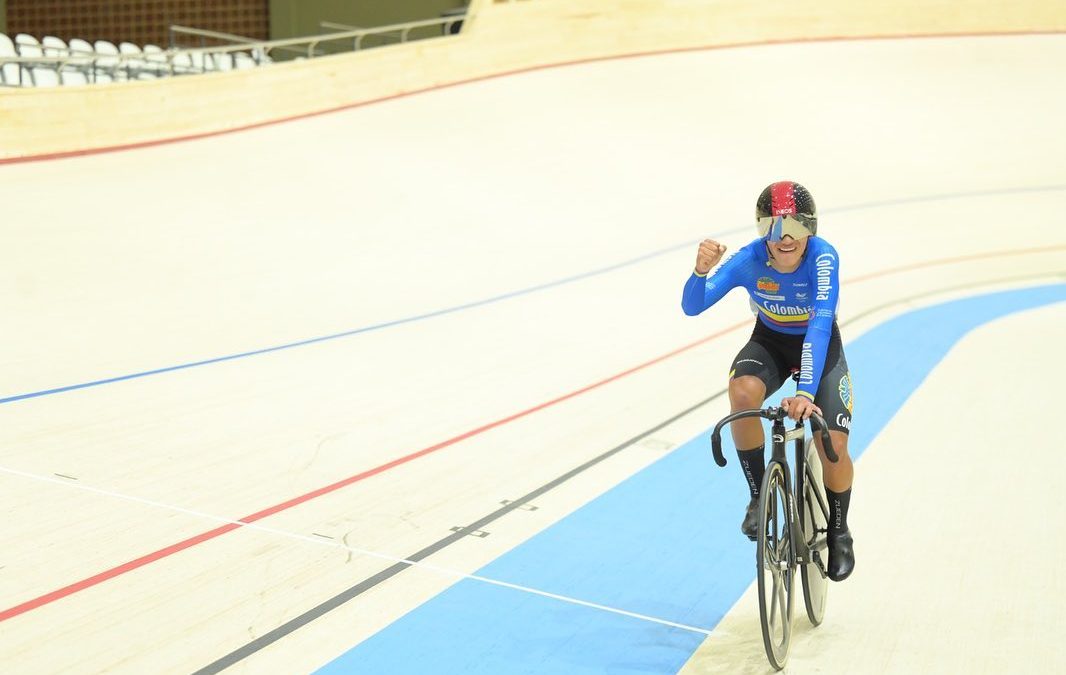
[710,405,838,670]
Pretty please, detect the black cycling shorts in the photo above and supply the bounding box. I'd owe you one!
[729,320,853,434]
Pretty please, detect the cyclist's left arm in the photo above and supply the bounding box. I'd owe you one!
[796,241,841,401]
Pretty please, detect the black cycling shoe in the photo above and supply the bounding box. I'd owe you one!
[827,529,855,581]
[741,497,759,541]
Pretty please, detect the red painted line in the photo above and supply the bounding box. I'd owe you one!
[1,29,1062,166]
[847,244,1066,283]
[0,319,751,623]
[2,244,1059,623]
[0,523,239,622]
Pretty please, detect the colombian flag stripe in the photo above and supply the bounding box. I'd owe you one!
[756,306,810,324]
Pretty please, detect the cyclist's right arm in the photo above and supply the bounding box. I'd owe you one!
[681,243,747,316]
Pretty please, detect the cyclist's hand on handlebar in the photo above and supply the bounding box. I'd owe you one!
[695,239,727,275]
[781,396,822,422]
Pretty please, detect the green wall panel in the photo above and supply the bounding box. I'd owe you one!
[270,0,465,40]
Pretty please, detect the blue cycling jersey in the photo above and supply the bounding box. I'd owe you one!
[681,236,841,400]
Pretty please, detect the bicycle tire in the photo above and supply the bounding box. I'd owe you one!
[799,438,830,625]
[756,461,794,670]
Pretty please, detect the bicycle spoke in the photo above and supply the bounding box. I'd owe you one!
[774,572,786,632]
[764,526,778,569]
[807,465,829,520]
[767,557,782,584]
[769,572,780,626]
[771,488,780,541]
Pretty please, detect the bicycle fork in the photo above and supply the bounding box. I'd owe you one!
[769,416,807,567]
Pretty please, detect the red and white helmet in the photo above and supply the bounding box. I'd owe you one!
[755,181,818,242]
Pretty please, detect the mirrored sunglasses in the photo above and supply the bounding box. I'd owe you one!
[756,214,815,242]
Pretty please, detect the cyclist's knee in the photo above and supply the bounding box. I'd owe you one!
[729,376,765,410]
[815,430,851,459]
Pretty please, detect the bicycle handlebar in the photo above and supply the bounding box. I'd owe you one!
[710,407,838,467]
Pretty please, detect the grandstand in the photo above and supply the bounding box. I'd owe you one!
[0,16,465,88]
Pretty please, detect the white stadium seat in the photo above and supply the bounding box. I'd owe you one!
[189,51,209,73]
[68,38,94,55]
[0,33,23,85]
[143,44,170,77]
[15,33,60,87]
[119,41,155,79]
[41,35,67,57]
[213,52,235,71]
[93,40,125,81]
[42,36,84,86]
[61,66,89,86]
[234,52,257,69]
[14,32,41,55]
[3,30,281,86]
[64,38,98,83]
[171,51,194,74]
[251,48,273,65]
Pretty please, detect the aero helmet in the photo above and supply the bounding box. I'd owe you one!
[756,181,817,242]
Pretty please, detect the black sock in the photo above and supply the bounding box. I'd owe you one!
[826,487,852,533]
[737,446,765,499]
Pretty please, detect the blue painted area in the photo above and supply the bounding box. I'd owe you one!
[317,283,1065,675]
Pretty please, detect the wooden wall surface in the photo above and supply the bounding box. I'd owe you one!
[1,0,1063,162]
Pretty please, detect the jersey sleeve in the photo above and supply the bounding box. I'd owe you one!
[681,249,748,316]
[796,242,840,400]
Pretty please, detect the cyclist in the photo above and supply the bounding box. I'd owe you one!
[681,181,855,581]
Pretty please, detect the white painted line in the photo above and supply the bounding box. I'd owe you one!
[0,464,712,636]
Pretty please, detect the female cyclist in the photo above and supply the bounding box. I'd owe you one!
[681,181,855,581]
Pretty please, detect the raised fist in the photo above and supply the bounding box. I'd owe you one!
[695,239,727,275]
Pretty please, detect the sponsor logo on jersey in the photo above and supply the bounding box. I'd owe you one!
[762,301,813,316]
[815,253,834,301]
[838,373,853,413]
[836,413,851,431]
[792,282,809,288]
[754,291,785,301]
[799,342,814,388]
[757,276,781,293]
[796,292,809,301]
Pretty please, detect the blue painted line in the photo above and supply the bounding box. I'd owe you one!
[316,283,1065,675]
[5,184,1063,406]
[0,234,735,405]
[827,183,1066,215]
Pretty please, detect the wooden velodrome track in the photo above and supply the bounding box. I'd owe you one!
[2,8,1065,675]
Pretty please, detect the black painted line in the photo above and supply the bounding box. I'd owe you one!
[194,271,1061,673]
[192,388,731,675]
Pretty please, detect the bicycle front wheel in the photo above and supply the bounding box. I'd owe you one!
[756,461,794,670]
[800,438,830,626]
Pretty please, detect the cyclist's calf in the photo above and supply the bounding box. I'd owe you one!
[813,431,853,492]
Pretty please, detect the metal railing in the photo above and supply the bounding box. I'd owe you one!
[165,15,466,59]
[0,12,467,88]
[168,25,310,60]
[319,21,403,50]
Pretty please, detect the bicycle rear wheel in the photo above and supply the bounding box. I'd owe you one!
[756,461,794,670]
[799,438,830,625]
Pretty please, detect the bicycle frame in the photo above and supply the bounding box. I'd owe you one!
[711,407,837,566]
[711,406,838,668]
